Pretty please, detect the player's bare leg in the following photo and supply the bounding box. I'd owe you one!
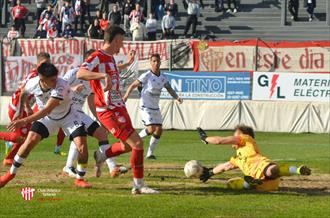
[0,132,41,187]
[145,125,163,160]
[73,136,92,188]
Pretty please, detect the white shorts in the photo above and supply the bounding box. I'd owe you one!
[76,109,100,136]
[140,107,163,126]
[31,108,87,140]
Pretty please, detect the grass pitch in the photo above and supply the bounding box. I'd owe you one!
[0,127,329,218]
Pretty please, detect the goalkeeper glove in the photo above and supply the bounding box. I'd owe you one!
[197,127,208,144]
[199,167,214,183]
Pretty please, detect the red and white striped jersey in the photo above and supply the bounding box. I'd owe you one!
[80,49,125,111]
[129,9,144,24]
[7,30,19,40]
[10,69,38,113]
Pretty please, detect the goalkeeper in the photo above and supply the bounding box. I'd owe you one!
[196,125,311,191]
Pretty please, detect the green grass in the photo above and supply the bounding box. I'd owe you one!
[0,127,329,218]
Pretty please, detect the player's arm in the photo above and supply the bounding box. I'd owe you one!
[164,82,183,104]
[77,68,112,91]
[8,97,61,132]
[122,80,141,102]
[200,162,237,183]
[196,127,240,145]
[118,50,136,71]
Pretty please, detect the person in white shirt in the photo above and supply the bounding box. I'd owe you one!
[146,13,157,41]
[123,54,183,159]
[7,25,20,40]
[130,21,146,41]
[60,0,75,32]
[61,50,128,178]
[184,0,201,38]
[0,63,112,188]
[162,10,176,39]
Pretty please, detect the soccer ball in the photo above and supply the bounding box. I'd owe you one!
[184,160,203,178]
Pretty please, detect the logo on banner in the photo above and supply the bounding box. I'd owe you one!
[200,48,224,71]
[257,74,286,99]
[21,187,36,201]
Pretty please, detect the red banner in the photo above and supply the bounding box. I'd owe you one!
[192,40,330,73]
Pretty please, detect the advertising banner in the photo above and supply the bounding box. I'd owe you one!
[252,72,330,102]
[161,72,251,100]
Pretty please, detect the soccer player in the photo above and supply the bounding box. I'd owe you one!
[0,52,50,166]
[77,25,159,194]
[123,53,183,159]
[196,125,311,191]
[0,63,99,188]
[62,49,128,178]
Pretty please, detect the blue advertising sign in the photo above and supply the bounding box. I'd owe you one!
[161,72,251,100]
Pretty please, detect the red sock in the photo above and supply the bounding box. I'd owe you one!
[5,143,21,160]
[0,132,22,143]
[130,149,144,179]
[56,128,65,145]
[105,142,127,157]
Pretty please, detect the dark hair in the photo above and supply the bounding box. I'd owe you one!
[104,25,125,43]
[37,63,58,77]
[235,124,255,139]
[36,52,50,63]
[150,53,161,60]
[84,49,96,59]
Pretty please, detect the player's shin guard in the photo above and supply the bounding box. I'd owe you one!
[105,142,127,158]
[10,155,24,175]
[227,177,251,190]
[66,141,78,168]
[131,148,144,188]
[139,129,150,139]
[147,135,160,157]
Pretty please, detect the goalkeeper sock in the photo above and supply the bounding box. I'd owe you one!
[10,155,24,174]
[66,141,78,168]
[279,164,298,176]
[139,129,150,139]
[227,178,251,190]
[147,135,160,157]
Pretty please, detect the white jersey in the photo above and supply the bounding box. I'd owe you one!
[24,76,72,120]
[138,70,168,110]
[62,67,93,110]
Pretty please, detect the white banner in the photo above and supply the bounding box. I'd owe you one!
[252,72,330,102]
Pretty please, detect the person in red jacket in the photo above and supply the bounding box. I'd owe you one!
[11,0,28,38]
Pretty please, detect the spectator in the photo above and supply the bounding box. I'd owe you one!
[165,0,178,17]
[145,13,157,40]
[54,0,64,17]
[215,0,224,12]
[47,24,59,38]
[122,0,135,33]
[227,0,237,13]
[288,0,299,21]
[85,0,92,23]
[40,12,54,32]
[108,4,121,26]
[11,0,28,38]
[95,9,102,20]
[100,12,109,30]
[34,25,47,38]
[62,23,75,38]
[154,0,165,20]
[60,0,75,32]
[36,0,47,23]
[40,4,54,22]
[74,0,86,33]
[130,21,145,41]
[88,18,103,39]
[306,0,316,22]
[129,3,144,25]
[7,25,20,40]
[183,0,200,38]
[162,10,175,39]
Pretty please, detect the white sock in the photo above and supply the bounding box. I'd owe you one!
[66,141,78,168]
[147,136,160,157]
[10,155,24,174]
[139,129,149,139]
[76,164,86,179]
[106,157,117,172]
[133,178,144,189]
[289,166,298,175]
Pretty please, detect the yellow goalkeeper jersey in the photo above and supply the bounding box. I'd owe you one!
[230,134,271,179]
